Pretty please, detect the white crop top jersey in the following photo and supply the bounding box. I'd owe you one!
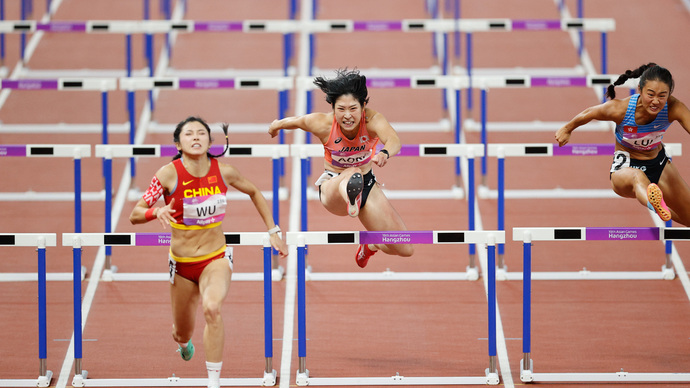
[614,94,671,151]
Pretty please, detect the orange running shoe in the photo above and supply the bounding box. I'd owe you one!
[647,183,671,222]
[346,173,363,217]
[356,244,376,268]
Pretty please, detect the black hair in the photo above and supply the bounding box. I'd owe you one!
[172,116,229,160]
[313,68,370,108]
[606,63,674,100]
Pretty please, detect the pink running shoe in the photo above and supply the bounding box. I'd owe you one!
[356,244,376,268]
[346,173,363,217]
[647,183,671,222]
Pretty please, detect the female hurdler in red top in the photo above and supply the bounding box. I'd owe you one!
[269,68,414,267]
[130,116,287,388]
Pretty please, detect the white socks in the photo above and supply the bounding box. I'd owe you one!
[206,361,222,388]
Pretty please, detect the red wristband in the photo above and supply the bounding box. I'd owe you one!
[145,207,156,221]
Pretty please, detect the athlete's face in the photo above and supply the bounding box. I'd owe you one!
[639,80,670,116]
[333,94,364,132]
[176,121,211,156]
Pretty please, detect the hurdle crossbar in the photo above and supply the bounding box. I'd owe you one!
[0,233,56,387]
[0,18,615,34]
[94,144,288,281]
[285,230,503,386]
[62,232,277,387]
[515,227,690,383]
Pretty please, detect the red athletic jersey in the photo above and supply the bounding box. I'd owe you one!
[164,158,228,230]
[323,115,379,169]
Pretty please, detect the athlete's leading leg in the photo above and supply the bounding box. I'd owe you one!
[658,161,690,225]
[197,259,232,362]
[170,276,200,360]
[319,167,364,217]
[356,185,414,267]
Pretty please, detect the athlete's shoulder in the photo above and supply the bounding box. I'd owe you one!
[156,161,178,188]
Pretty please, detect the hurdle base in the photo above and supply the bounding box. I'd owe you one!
[485,368,500,385]
[495,265,509,281]
[272,266,285,281]
[466,265,479,281]
[520,358,534,383]
[72,370,88,387]
[661,264,675,280]
[295,373,495,386]
[527,371,690,383]
[263,369,277,386]
[0,370,53,387]
[102,269,283,282]
[296,369,310,386]
[71,374,271,387]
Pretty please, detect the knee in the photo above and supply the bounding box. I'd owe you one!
[203,300,223,325]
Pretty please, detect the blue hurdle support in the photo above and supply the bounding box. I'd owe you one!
[62,232,278,387]
[515,226,690,383]
[286,230,504,386]
[0,233,56,387]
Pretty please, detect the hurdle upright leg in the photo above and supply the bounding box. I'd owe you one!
[296,238,309,385]
[37,237,53,387]
[520,233,533,382]
[262,242,277,385]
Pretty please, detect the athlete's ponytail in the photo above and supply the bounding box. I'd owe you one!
[606,63,674,100]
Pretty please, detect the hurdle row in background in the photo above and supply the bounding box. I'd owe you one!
[6,227,690,387]
[3,142,682,280]
[0,73,639,183]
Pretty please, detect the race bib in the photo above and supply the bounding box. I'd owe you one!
[182,193,227,226]
[620,131,664,151]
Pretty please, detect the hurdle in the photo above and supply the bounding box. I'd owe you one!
[117,76,293,178]
[94,143,289,282]
[514,226,690,383]
[292,143,485,281]
[0,233,56,387]
[0,77,116,143]
[62,232,278,387]
[460,74,638,183]
[286,230,504,385]
[0,144,90,281]
[480,142,682,280]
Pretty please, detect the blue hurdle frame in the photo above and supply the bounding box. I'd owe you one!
[63,232,278,387]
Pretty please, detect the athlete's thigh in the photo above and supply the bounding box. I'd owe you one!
[610,168,648,198]
[358,186,407,231]
[170,276,200,327]
[198,258,232,304]
[658,162,690,211]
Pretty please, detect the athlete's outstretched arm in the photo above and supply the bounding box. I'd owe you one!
[221,164,288,257]
[268,113,328,138]
[555,99,626,147]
